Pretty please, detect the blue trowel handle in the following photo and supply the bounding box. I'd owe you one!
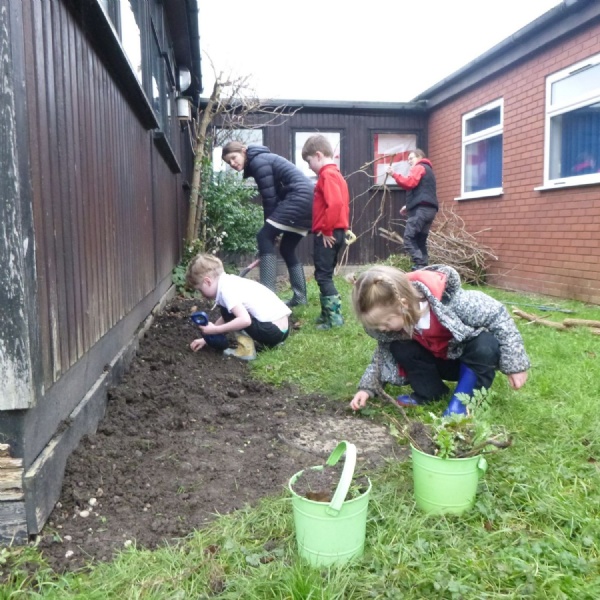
[190,311,209,326]
[190,311,229,350]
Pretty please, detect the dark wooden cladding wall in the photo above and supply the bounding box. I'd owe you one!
[259,106,428,266]
[21,0,186,390]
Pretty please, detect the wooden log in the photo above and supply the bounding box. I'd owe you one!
[512,309,568,330]
[0,458,23,469]
[0,444,10,457]
[0,468,23,492]
[590,328,600,336]
[563,318,600,329]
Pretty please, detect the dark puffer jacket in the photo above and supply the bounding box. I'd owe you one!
[358,265,531,397]
[244,145,314,230]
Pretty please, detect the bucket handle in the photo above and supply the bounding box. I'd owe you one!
[477,456,488,476]
[324,441,357,517]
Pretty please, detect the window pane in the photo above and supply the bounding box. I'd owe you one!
[465,106,501,136]
[464,135,502,192]
[551,62,600,106]
[294,132,341,180]
[549,104,600,179]
[373,133,417,185]
[212,129,264,175]
[151,35,165,129]
[120,0,142,83]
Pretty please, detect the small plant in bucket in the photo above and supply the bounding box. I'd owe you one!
[387,388,511,515]
[407,388,512,459]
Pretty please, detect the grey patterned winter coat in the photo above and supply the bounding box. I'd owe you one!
[358,265,531,397]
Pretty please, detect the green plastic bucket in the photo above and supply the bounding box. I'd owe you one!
[411,445,488,515]
[288,441,371,567]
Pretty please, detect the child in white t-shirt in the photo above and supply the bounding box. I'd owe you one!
[186,254,291,360]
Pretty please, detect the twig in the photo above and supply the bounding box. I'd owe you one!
[457,437,512,458]
[563,318,600,329]
[512,309,568,330]
[379,204,498,284]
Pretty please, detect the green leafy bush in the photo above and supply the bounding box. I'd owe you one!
[172,239,205,297]
[202,163,263,255]
[172,162,263,295]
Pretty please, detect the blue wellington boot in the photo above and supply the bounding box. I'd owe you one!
[443,363,478,417]
[396,394,421,408]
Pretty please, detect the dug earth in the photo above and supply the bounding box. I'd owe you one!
[36,296,398,573]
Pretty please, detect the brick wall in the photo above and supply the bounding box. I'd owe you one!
[427,23,600,304]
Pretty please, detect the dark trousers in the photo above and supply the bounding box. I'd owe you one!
[257,222,304,267]
[220,307,289,348]
[313,229,346,296]
[404,205,437,267]
[389,331,500,402]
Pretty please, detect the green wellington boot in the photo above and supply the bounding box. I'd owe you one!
[316,294,344,330]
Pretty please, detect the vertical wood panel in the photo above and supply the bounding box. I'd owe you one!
[22,0,51,387]
[61,3,80,359]
[23,0,191,388]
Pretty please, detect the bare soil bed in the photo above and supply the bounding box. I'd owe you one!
[35,295,395,573]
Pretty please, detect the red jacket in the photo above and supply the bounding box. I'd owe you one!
[312,164,350,236]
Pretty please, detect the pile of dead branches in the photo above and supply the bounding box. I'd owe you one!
[379,205,498,284]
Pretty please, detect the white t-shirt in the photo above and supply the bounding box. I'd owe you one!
[416,301,431,331]
[216,273,291,323]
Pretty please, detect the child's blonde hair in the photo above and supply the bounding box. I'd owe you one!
[186,253,224,289]
[352,266,422,333]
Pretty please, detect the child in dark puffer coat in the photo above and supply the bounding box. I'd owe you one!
[349,265,530,416]
[221,142,314,308]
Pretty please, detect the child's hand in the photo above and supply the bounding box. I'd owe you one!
[507,371,528,390]
[399,205,407,216]
[350,390,370,411]
[321,234,336,248]
[190,338,207,352]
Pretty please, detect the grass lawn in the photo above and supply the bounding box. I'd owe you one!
[3,271,600,599]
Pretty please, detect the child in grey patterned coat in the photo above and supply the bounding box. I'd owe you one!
[349,265,530,415]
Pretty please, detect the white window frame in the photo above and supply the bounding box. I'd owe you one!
[459,99,503,200]
[541,52,600,189]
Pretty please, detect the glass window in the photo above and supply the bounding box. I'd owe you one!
[119,0,142,84]
[212,128,264,176]
[461,99,503,197]
[293,131,341,180]
[151,35,167,129]
[545,53,600,185]
[373,133,417,186]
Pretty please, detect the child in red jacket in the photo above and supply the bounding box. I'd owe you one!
[302,135,350,329]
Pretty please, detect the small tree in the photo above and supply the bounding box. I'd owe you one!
[185,64,296,246]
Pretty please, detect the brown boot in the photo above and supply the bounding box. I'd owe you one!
[223,331,257,361]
